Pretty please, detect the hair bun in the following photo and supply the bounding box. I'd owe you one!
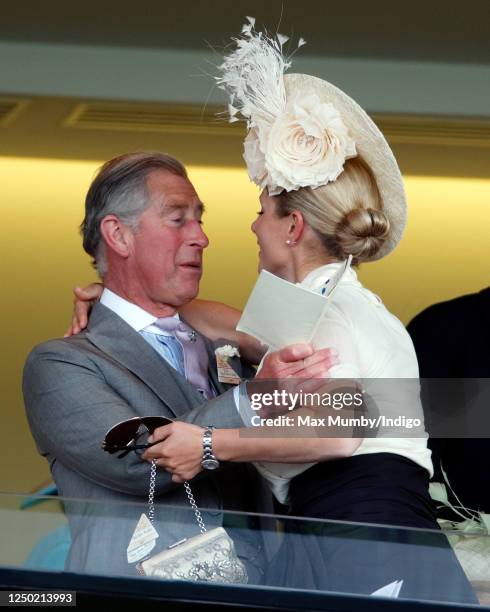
[336,207,390,261]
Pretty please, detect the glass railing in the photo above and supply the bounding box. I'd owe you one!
[0,493,488,610]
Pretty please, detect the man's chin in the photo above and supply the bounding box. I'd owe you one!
[175,284,200,306]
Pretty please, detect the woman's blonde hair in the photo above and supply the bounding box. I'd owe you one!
[277,157,390,264]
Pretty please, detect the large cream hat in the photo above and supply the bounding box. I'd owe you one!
[216,18,407,259]
[283,73,407,259]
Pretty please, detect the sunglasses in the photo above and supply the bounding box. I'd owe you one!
[101,416,173,458]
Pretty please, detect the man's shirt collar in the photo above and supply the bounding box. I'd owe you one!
[100,288,178,334]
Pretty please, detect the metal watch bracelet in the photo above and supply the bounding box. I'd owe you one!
[201,426,219,470]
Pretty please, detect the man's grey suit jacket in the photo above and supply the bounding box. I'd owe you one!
[23,303,266,578]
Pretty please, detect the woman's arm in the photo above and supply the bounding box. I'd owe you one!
[180,299,266,365]
[213,428,360,463]
[142,419,361,483]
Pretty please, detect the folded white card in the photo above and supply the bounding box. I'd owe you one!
[236,257,352,350]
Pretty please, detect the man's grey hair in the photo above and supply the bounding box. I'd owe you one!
[81,151,187,276]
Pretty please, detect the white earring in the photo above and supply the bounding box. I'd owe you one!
[286,239,291,245]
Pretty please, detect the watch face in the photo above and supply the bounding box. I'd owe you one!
[201,458,219,470]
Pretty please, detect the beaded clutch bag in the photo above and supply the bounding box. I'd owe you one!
[136,460,248,584]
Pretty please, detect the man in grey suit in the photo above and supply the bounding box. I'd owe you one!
[23,152,333,580]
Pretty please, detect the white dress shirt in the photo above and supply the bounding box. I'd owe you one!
[242,262,433,502]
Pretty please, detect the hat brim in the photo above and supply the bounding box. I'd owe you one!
[284,73,407,260]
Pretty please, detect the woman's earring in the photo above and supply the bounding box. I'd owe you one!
[286,239,291,245]
[286,239,296,246]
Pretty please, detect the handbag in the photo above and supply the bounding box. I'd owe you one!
[136,460,248,584]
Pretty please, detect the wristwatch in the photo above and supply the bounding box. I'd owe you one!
[201,426,219,470]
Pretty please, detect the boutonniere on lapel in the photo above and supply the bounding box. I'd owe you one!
[215,345,241,385]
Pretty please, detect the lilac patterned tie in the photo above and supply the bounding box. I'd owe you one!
[154,317,214,400]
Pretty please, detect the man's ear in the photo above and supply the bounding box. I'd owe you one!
[100,215,133,258]
[288,211,305,244]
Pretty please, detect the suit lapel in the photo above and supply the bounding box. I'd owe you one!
[86,304,205,417]
[203,337,228,395]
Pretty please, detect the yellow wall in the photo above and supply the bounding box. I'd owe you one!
[1,156,490,491]
[357,176,490,323]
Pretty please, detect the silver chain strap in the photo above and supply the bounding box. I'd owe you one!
[148,459,157,523]
[183,481,207,534]
[148,459,207,533]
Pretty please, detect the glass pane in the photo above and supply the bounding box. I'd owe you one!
[0,493,487,608]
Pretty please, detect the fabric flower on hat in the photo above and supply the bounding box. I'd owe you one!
[243,127,269,189]
[217,20,357,196]
[264,94,357,195]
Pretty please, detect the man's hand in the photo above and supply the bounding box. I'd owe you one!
[142,422,205,483]
[257,344,339,380]
[64,283,104,337]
